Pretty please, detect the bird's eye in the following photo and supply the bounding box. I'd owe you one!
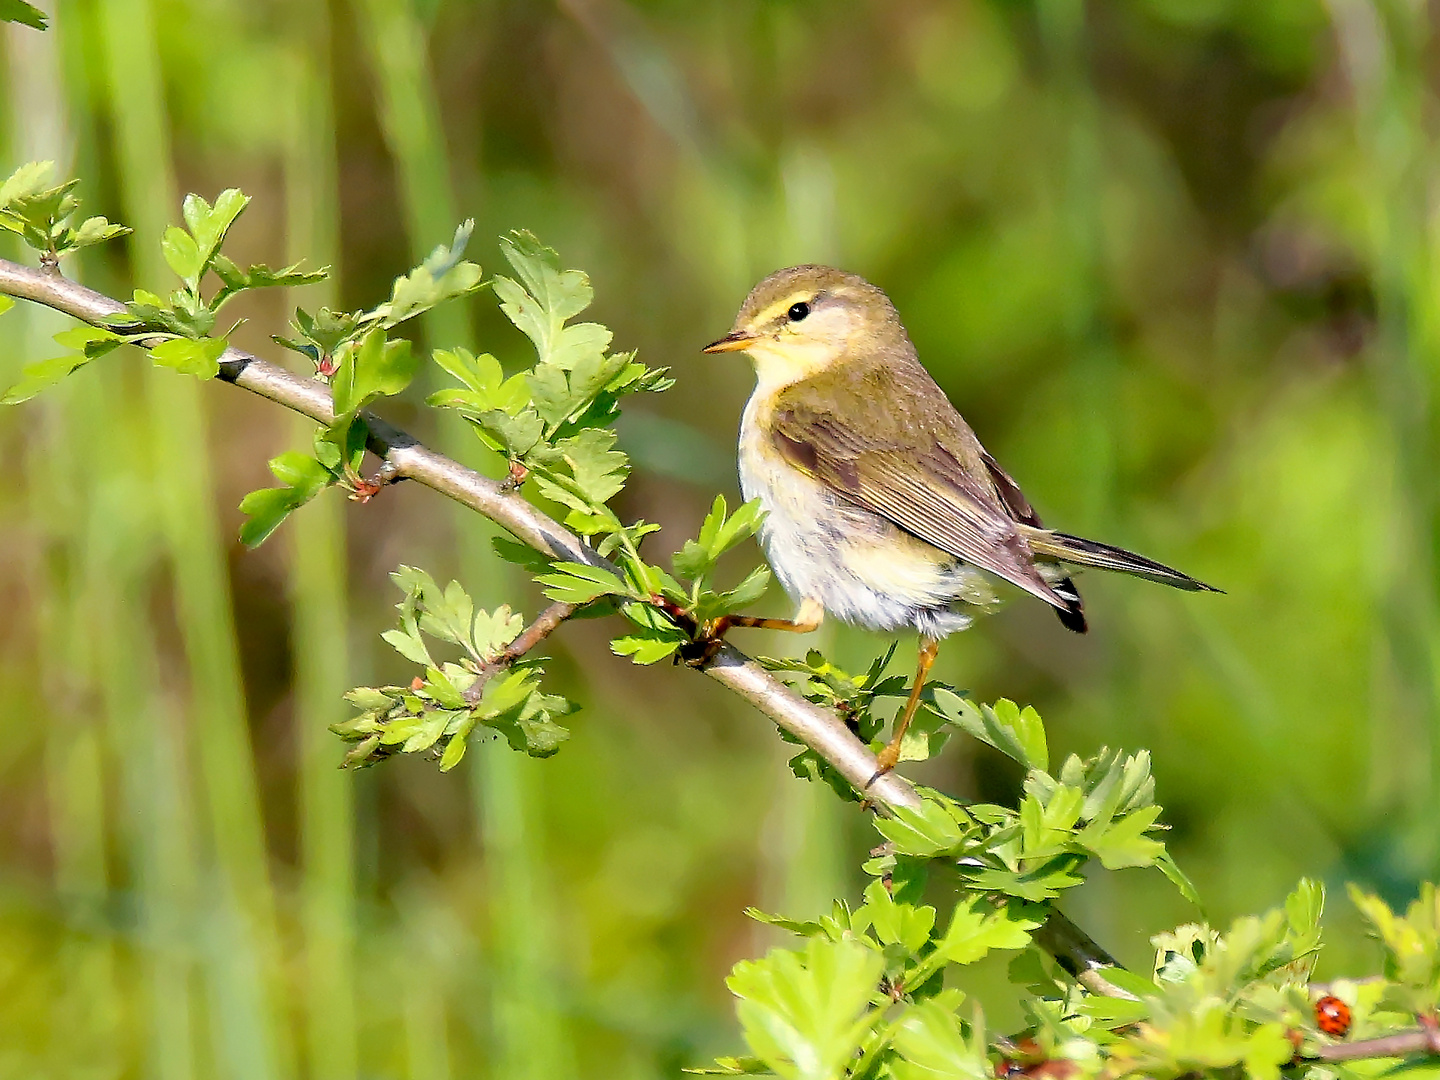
[787,301,811,322]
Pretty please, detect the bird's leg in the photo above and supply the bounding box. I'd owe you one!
[704,597,824,639]
[871,636,940,781]
[682,598,824,666]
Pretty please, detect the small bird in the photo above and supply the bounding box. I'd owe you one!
[703,265,1218,777]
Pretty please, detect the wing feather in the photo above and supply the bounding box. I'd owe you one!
[769,405,1067,609]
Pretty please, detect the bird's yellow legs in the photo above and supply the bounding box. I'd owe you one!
[872,636,940,779]
[686,597,824,665]
[702,597,824,640]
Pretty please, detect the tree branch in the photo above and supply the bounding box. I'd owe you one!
[1311,1020,1440,1063]
[0,255,1123,990]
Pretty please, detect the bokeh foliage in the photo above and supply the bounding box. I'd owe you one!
[1,1,1438,1077]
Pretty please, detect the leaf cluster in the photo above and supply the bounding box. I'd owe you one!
[242,221,483,542]
[333,567,572,769]
[0,161,127,264]
[997,880,1438,1080]
[0,169,323,403]
[709,706,1440,1080]
[716,880,1040,1080]
[430,231,671,580]
[116,188,325,373]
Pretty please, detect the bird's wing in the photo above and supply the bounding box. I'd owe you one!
[768,381,1066,609]
[980,450,1042,528]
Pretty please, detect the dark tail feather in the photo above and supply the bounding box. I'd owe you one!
[1029,531,1222,594]
[1051,575,1088,634]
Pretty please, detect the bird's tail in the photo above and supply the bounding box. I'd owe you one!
[1023,529,1221,593]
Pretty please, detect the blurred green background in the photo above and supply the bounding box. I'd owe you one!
[1,0,1437,1076]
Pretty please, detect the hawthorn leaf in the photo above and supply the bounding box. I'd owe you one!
[149,335,227,378]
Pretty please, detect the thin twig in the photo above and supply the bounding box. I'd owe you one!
[500,600,577,663]
[462,600,579,706]
[0,255,1124,990]
[1310,1022,1440,1062]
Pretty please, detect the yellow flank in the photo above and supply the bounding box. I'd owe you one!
[837,529,975,607]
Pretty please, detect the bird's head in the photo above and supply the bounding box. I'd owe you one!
[704,265,906,390]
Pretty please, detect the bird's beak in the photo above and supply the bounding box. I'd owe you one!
[702,331,757,354]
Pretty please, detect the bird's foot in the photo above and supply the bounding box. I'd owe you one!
[866,738,903,787]
[678,616,731,668]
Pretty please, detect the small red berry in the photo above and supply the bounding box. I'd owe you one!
[1315,995,1352,1037]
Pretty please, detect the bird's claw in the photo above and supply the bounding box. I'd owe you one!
[866,743,902,788]
[678,617,729,668]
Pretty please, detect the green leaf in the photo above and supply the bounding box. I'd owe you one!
[559,427,629,505]
[181,188,249,271]
[492,537,555,574]
[381,626,433,667]
[331,327,417,417]
[495,230,593,357]
[1349,883,1440,1011]
[1019,782,1084,859]
[148,335,227,378]
[238,451,334,547]
[889,1001,992,1080]
[714,565,772,611]
[1076,803,1166,869]
[545,321,612,370]
[683,1056,770,1076]
[1,349,97,404]
[611,633,683,664]
[727,937,884,1080]
[438,719,474,771]
[933,691,1047,772]
[210,254,327,303]
[472,604,524,661]
[0,161,54,209]
[416,578,475,651]
[743,908,828,940]
[161,225,203,286]
[527,350,631,430]
[372,220,483,328]
[1157,852,1203,908]
[274,306,359,364]
[536,562,631,605]
[859,878,935,954]
[479,675,572,757]
[930,897,1042,967]
[1,353,85,404]
[69,215,129,250]
[0,1,49,30]
[872,797,973,858]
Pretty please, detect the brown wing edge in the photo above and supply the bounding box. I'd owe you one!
[981,451,1087,634]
